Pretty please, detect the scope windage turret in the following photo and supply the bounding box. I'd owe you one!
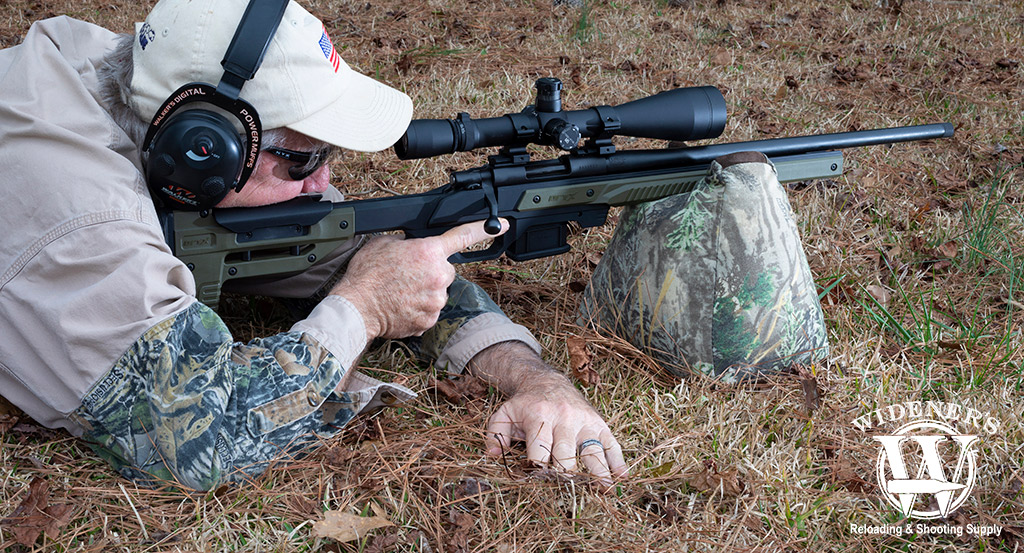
[394,78,727,160]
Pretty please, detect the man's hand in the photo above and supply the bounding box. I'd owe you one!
[331,220,507,340]
[468,342,628,488]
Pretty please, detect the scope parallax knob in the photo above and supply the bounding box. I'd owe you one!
[544,119,582,151]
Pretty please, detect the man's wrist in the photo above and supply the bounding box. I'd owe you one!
[330,290,381,342]
[467,341,565,396]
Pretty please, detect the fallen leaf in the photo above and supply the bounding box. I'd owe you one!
[324,445,359,468]
[447,477,493,506]
[936,240,959,259]
[566,336,599,387]
[0,414,17,434]
[793,364,822,413]
[312,510,393,543]
[686,461,745,496]
[865,284,890,306]
[364,531,400,553]
[909,199,935,223]
[0,477,76,546]
[430,374,489,405]
[712,50,732,66]
[448,510,474,551]
[832,62,872,83]
[773,83,788,101]
[649,460,675,477]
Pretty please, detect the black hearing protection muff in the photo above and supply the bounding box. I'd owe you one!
[143,0,290,210]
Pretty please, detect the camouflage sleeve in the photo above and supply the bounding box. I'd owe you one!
[71,301,365,490]
[407,275,541,375]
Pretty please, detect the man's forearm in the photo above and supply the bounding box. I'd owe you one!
[465,341,569,397]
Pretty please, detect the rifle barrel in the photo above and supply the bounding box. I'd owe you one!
[604,123,953,173]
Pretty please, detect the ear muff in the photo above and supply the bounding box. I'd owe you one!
[144,83,262,210]
[142,0,287,211]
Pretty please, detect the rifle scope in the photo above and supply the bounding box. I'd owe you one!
[394,78,727,160]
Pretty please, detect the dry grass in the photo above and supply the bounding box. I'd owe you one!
[2,0,1024,551]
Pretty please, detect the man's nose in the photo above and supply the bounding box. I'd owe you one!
[301,164,331,194]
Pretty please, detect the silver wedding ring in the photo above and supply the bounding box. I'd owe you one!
[578,438,604,453]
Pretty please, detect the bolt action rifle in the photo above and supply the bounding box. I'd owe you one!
[159,77,954,310]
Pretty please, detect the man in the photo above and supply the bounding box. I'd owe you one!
[0,0,626,490]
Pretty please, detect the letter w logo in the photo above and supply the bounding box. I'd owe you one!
[874,422,979,519]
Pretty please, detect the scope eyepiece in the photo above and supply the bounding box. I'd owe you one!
[394,78,728,160]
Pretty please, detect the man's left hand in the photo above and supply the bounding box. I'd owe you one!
[466,342,628,488]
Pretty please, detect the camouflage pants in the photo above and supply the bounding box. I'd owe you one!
[579,152,828,382]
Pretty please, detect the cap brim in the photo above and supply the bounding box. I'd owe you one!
[285,71,413,152]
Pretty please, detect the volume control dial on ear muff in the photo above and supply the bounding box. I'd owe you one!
[150,153,176,178]
[201,176,227,198]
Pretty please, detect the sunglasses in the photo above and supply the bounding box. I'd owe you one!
[263,146,334,181]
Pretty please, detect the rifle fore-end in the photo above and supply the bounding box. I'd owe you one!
[517,151,843,210]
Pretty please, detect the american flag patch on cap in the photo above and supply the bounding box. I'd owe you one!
[318,25,340,72]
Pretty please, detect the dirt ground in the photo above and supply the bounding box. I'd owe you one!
[1,0,1023,551]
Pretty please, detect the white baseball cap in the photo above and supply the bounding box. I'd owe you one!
[129,0,413,152]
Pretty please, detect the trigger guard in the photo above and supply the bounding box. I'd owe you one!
[447,224,514,263]
[447,237,508,263]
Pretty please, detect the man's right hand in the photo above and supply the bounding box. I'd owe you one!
[330,220,508,340]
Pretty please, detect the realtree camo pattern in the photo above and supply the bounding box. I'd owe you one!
[72,302,359,490]
[71,276,505,490]
[580,157,829,382]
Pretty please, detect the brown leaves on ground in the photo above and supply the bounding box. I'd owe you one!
[446,476,493,508]
[0,414,17,434]
[312,509,393,543]
[0,477,76,546]
[864,284,891,307]
[908,236,960,273]
[792,364,823,414]
[566,335,599,387]
[686,460,745,497]
[430,374,489,405]
[445,509,475,553]
[832,62,874,84]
